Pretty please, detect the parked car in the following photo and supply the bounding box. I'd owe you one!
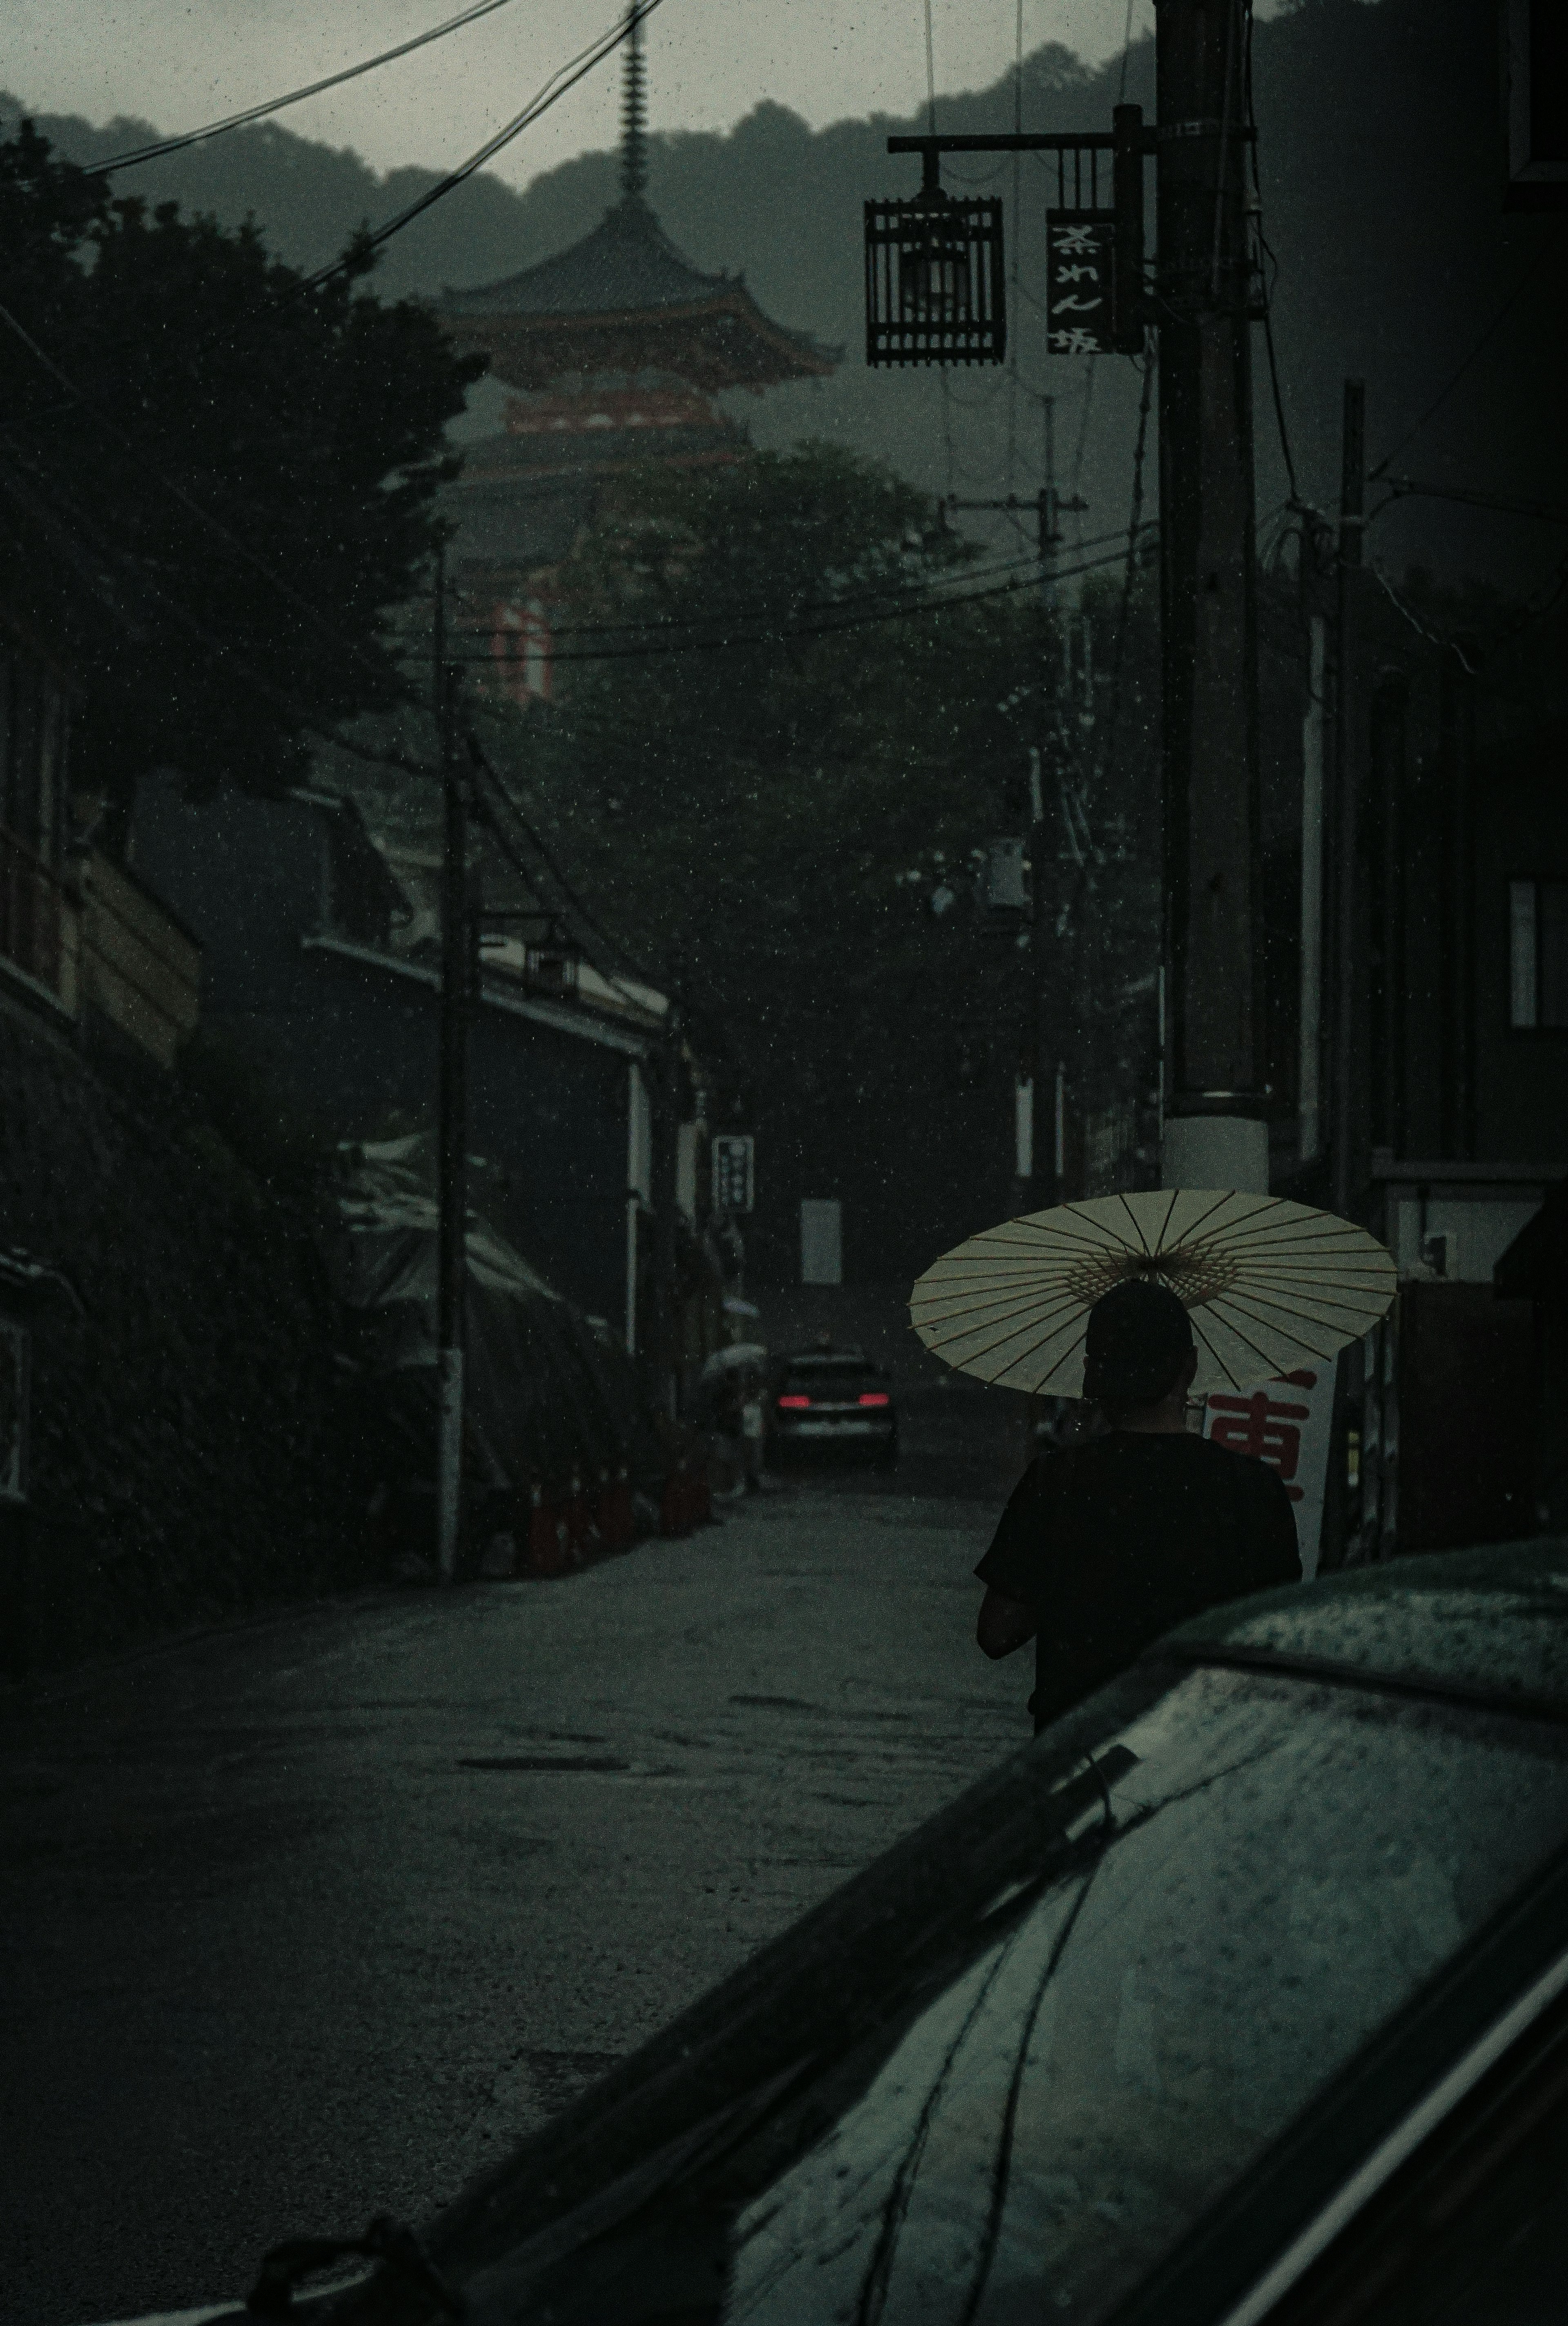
[94,1534,1568,2325]
[767,1341,898,1464]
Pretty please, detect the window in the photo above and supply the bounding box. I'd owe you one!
[1508,878,1568,1028]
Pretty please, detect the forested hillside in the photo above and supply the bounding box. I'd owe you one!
[7,0,1564,595]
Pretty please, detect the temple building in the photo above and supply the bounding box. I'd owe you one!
[437,10,836,703]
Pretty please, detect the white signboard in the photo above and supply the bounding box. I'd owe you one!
[1045,212,1117,355]
[712,1134,755,1214]
[800,1199,843,1288]
[1202,1365,1336,1581]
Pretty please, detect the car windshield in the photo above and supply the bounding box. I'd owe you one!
[388,1668,1568,2326]
[782,1355,877,1387]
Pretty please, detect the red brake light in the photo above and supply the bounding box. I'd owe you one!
[777,1393,811,1410]
[858,1391,891,1407]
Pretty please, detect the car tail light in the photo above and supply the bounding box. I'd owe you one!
[777,1393,811,1410]
[858,1391,891,1407]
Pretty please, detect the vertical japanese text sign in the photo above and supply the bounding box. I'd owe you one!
[711,1134,755,1216]
[1203,1368,1337,1581]
[1045,213,1117,355]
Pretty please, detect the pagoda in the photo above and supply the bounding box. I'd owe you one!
[439,10,837,702]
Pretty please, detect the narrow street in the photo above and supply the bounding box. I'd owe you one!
[1,1362,1028,2326]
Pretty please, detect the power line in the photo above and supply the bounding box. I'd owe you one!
[0,437,371,741]
[1242,0,1304,512]
[304,0,666,286]
[1368,254,1544,482]
[85,0,526,175]
[1005,0,1024,504]
[443,526,1157,643]
[1116,0,1138,103]
[923,0,938,134]
[0,3,660,716]
[447,541,1149,668]
[465,733,658,989]
[1096,347,1156,787]
[0,295,421,716]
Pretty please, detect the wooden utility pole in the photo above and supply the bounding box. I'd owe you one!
[871,33,1270,1200]
[1437,640,1477,1160]
[1330,378,1365,1217]
[1369,664,1409,1160]
[942,470,1084,1214]
[434,548,468,1585]
[1155,0,1267,1193]
[648,1005,684,1418]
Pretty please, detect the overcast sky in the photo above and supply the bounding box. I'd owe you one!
[11,0,1153,184]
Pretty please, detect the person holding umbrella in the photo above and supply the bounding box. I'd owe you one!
[973,1277,1301,1731]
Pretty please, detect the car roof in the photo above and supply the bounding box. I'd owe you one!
[780,1346,873,1366]
[1162,1533,1568,1718]
[229,1537,1568,2326]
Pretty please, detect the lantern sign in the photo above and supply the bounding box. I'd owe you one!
[712,1134,755,1215]
[1045,212,1118,355]
[865,194,1007,367]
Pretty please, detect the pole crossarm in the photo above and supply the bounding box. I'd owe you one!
[887,131,1157,155]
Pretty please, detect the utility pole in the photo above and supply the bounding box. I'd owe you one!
[648,1003,684,1418]
[871,39,1269,1201]
[1369,664,1409,1161]
[1330,377,1365,1217]
[1155,0,1267,1194]
[434,548,468,1586]
[945,456,1086,1215]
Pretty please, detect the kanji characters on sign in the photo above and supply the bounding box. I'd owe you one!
[1202,1366,1337,1581]
[711,1134,755,1215]
[1206,1385,1313,1500]
[1045,212,1117,355]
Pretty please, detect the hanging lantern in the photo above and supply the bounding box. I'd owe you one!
[864,192,1006,366]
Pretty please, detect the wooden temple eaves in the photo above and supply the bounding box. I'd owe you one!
[439,196,838,396]
[447,292,838,397]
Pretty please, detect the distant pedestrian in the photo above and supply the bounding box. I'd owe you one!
[974,1278,1300,1730]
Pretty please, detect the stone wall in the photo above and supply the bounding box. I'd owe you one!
[0,997,367,1674]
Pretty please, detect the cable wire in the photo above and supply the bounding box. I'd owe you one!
[924,0,938,133]
[1094,347,1155,789]
[0,295,423,716]
[1241,0,1304,512]
[0,2,664,714]
[1005,0,1024,504]
[466,732,659,989]
[1368,253,1544,482]
[443,523,1159,646]
[449,541,1148,668]
[304,0,666,286]
[86,0,526,175]
[1117,0,1137,102]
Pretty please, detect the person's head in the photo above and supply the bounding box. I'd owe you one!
[1081,1278,1198,1428]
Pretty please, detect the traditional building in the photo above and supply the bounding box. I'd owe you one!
[437,10,836,704]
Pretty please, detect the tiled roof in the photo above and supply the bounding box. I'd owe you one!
[439,197,837,385]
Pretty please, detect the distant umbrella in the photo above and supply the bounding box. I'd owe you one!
[700,1342,768,1381]
[910,1190,1396,1398]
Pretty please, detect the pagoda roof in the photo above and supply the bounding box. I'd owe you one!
[440,197,837,394]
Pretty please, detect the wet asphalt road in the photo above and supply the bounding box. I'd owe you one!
[1,1373,1029,2325]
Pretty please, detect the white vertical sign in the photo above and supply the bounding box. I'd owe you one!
[1015,1076,1034,1182]
[800,1199,843,1287]
[1202,1366,1337,1581]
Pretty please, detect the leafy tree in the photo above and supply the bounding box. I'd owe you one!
[481,445,1158,1275]
[0,120,482,816]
